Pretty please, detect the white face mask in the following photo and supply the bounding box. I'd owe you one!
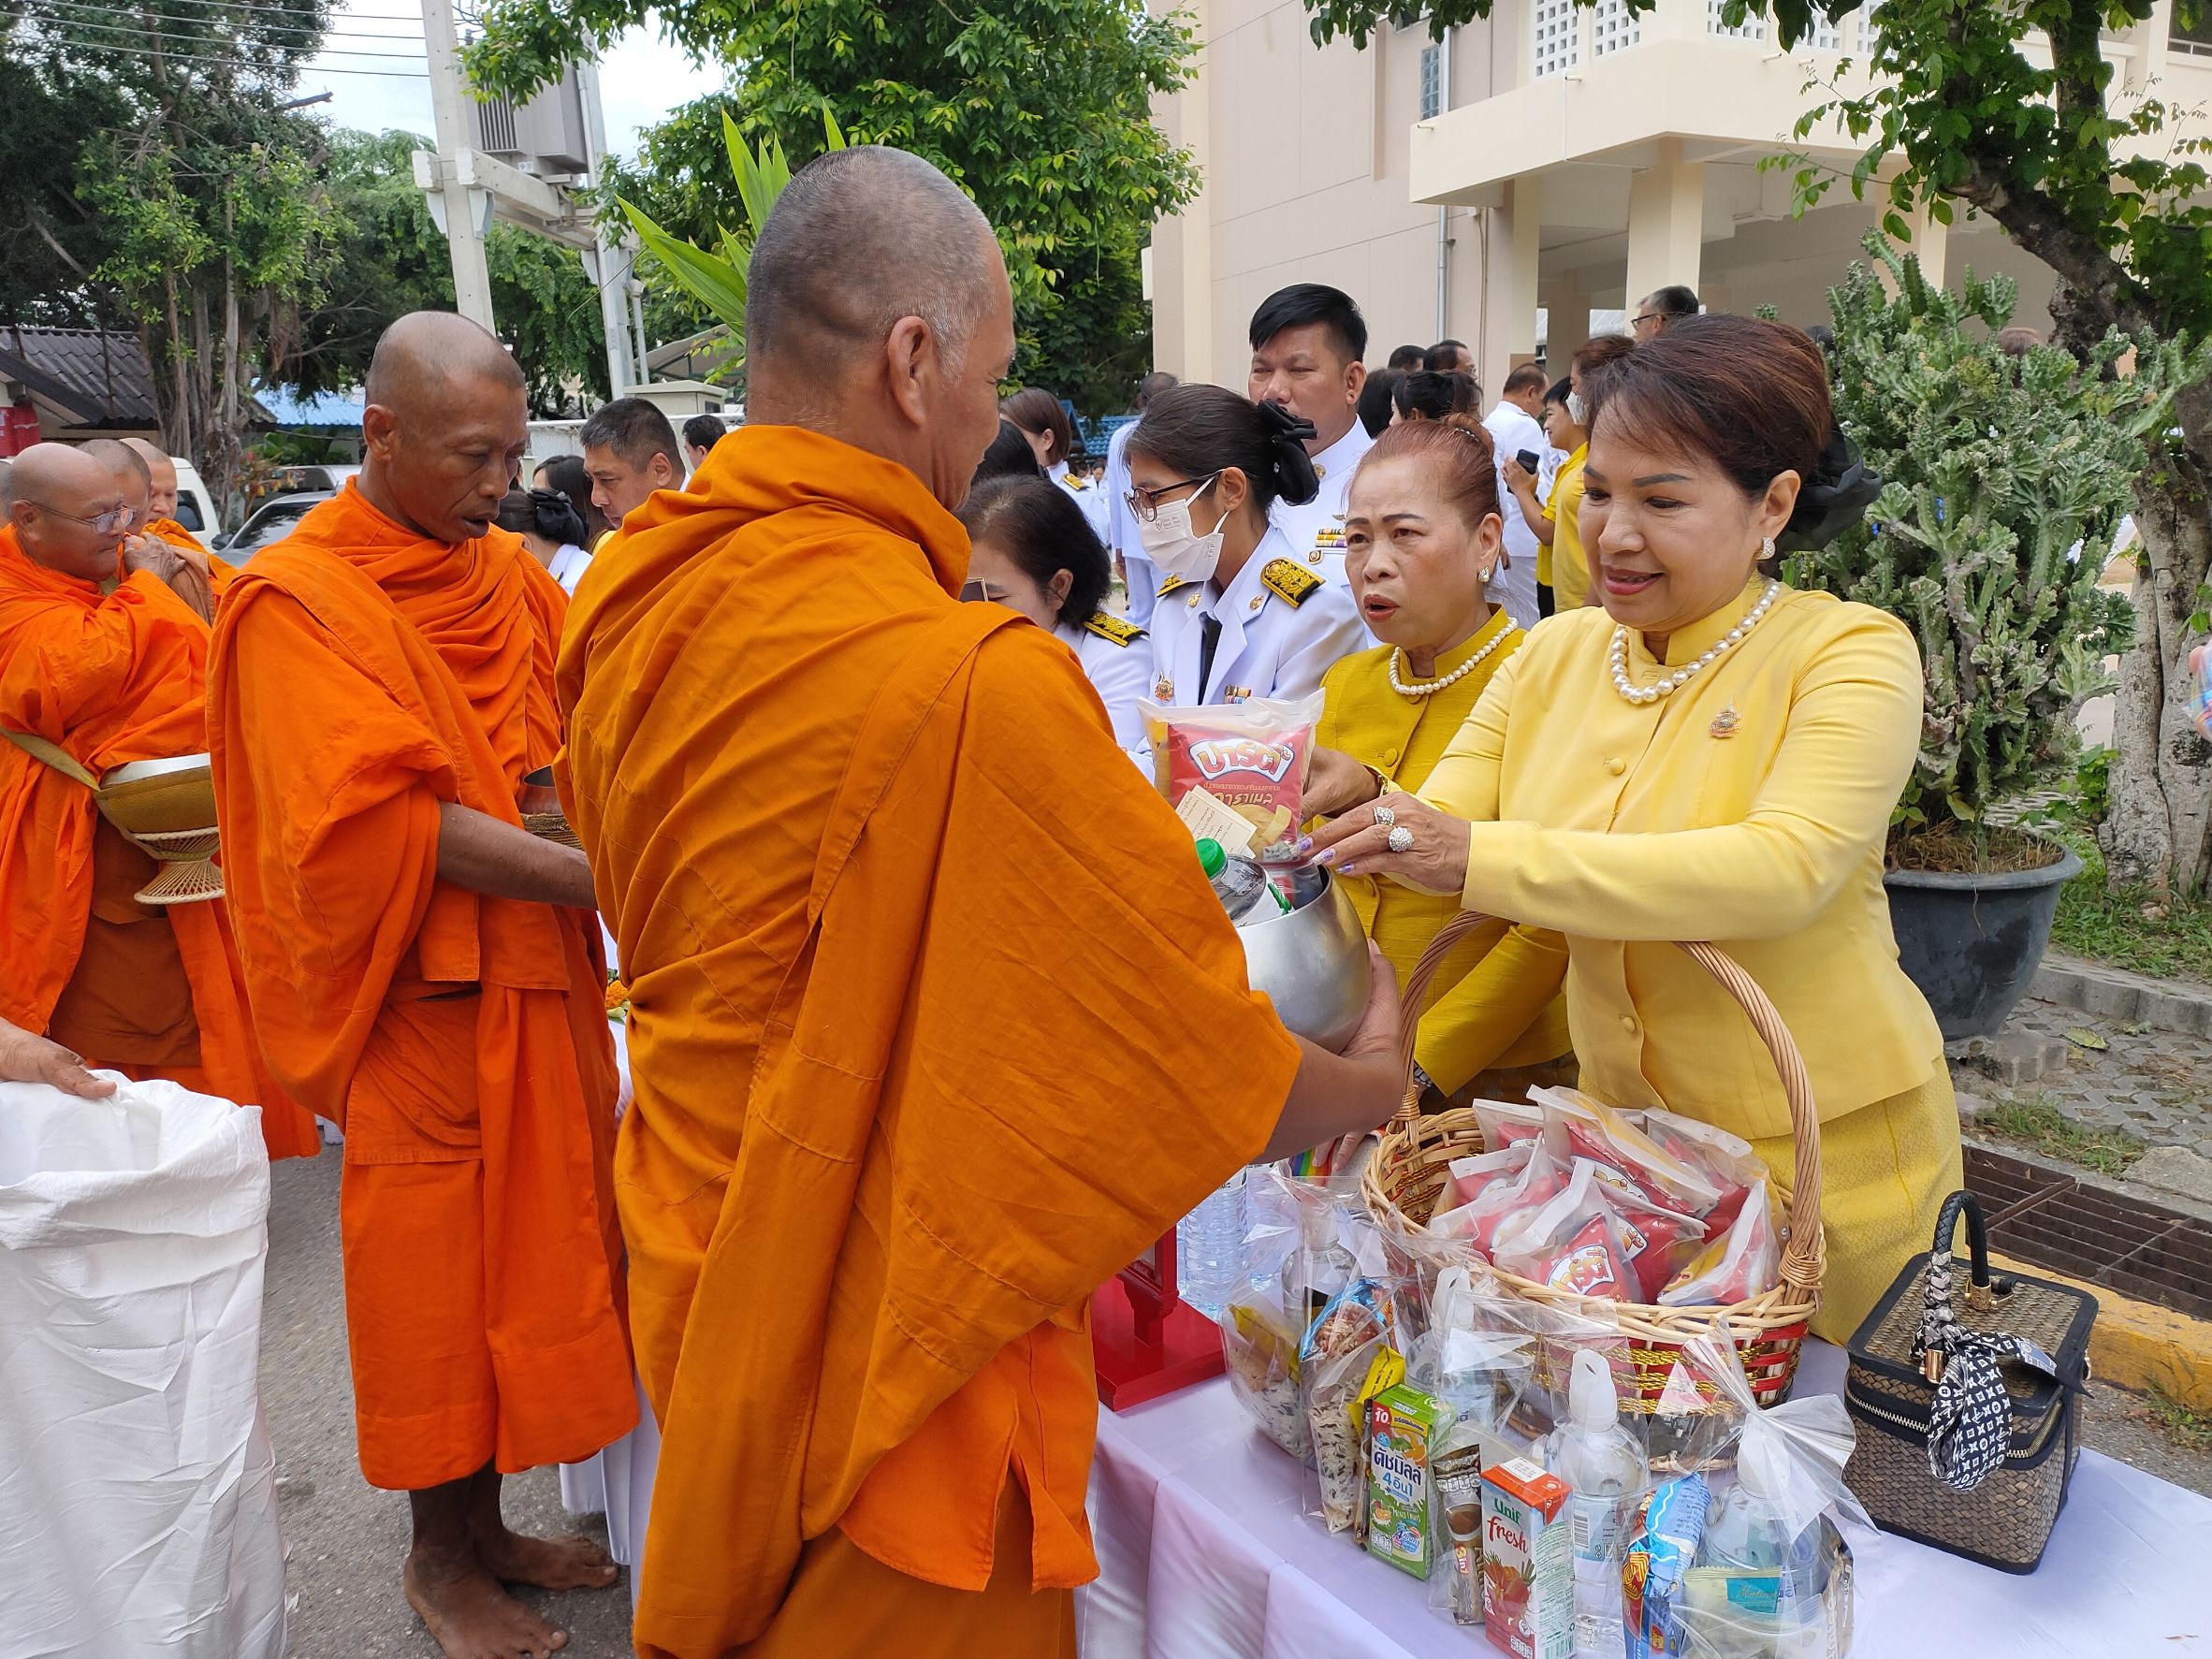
[1137,475,1231,583]
[1566,389,1589,426]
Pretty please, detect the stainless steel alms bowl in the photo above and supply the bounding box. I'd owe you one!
[1234,864,1370,1052]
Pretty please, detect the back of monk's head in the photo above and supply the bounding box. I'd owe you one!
[744,144,1015,507]
[8,443,131,583]
[81,438,153,520]
[360,311,530,546]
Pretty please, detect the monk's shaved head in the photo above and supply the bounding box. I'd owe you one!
[359,311,531,545]
[123,436,180,517]
[82,438,152,515]
[743,146,1015,507]
[8,443,130,581]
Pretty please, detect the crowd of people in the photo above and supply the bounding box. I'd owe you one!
[0,141,1965,1659]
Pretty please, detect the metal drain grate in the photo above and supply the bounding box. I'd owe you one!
[1966,1144,2212,1321]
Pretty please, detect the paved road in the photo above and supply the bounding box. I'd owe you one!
[264,1148,636,1658]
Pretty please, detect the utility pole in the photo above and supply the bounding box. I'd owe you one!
[576,60,641,395]
[419,0,496,330]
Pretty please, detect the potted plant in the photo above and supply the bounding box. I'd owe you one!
[1790,238,2199,1039]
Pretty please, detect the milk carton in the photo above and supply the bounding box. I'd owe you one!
[1484,1458,1573,1659]
[1366,1385,1450,1579]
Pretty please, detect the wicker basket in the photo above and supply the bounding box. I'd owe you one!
[1360,910,1826,1411]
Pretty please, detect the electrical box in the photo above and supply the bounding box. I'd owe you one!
[473,70,590,180]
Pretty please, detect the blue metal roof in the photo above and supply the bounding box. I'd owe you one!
[255,386,365,429]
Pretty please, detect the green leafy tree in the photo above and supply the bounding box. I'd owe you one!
[1304,0,2212,895]
[466,0,1201,416]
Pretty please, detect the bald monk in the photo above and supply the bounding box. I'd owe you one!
[0,444,315,1157]
[559,146,1404,1657]
[209,312,635,1659]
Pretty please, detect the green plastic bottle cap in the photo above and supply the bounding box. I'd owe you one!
[1195,837,1226,877]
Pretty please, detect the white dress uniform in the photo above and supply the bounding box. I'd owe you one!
[545,541,592,597]
[1102,422,1157,630]
[1055,610,1152,759]
[1480,400,1547,630]
[1145,525,1368,707]
[1267,418,1375,591]
[1047,459,1113,546]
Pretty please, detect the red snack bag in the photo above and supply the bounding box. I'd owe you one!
[1473,1097,1546,1153]
[1640,1108,1768,1231]
[1143,691,1325,856]
[1445,1143,1533,1208]
[1430,1139,1566,1259]
[1492,1162,1637,1298]
[1533,1086,1719,1217]
[1657,1179,1780,1306]
[1572,1159,1710,1301]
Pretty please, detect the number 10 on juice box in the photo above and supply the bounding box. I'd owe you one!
[1482,1459,1572,1659]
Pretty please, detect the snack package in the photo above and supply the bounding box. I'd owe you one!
[1534,1086,1723,1217]
[1622,1475,1712,1658]
[1431,1137,1569,1259]
[1433,1430,1492,1625]
[1492,1161,1637,1299]
[1448,1143,1535,1208]
[1473,1096,1548,1153]
[1657,1181,1780,1307]
[1641,1109,1768,1232]
[1482,1459,1574,1659]
[1676,1525,1853,1659]
[1367,1384,1452,1579]
[1578,1159,1711,1302]
[1300,1279,1401,1533]
[1142,691,1324,856]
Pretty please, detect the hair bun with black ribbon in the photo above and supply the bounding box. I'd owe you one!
[1255,398,1321,508]
[529,487,589,550]
[1777,421,1880,553]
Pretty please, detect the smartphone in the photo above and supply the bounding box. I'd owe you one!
[1516,449,1540,474]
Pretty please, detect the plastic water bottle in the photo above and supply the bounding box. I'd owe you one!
[1174,1167,1247,1321]
[1545,1348,1650,1659]
[1195,838,1285,925]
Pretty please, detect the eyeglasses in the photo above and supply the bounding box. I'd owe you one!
[960,578,1007,604]
[1123,472,1219,523]
[21,501,138,534]
[1632,313,1663,329]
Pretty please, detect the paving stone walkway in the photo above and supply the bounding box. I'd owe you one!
[1999,995,2212,1159]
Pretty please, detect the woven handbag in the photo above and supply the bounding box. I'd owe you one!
[1842,1190,2096,1573]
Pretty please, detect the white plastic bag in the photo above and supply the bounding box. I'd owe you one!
[0,1075,286,1659]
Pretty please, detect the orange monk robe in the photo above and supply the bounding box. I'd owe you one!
[0,525,316,1157]
[210,483,634,1490]
[558,425,1302,1656]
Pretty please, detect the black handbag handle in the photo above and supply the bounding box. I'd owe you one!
[1931,1190,1992,1290]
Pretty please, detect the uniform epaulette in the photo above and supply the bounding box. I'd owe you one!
[1062,473,1090,491]
[1082,611,1145,648]
[1260,558,1323,607]
[1157,574,1191,599]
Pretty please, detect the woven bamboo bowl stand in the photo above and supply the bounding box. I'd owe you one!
[1360,909,1827,1411]
[96,756,225,906]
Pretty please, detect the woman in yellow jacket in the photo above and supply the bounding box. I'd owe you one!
[1320,415,1571,1101]
[1307,314,1960,1341]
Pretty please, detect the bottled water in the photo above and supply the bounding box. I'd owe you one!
[1174,1167,1248,1321]
[1544,1349,1649,1659]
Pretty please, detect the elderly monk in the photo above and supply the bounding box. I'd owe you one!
[84,437,222,621]
[209,313,635,1659]
[0,444,315,1156]
[560,146,1404,1658]
[124,435,232,570]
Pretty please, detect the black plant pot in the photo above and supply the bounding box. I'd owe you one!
[1884,843,2084,1041]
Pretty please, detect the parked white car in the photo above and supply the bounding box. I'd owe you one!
[170,458,220,549]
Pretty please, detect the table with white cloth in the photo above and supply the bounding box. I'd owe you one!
[1078,1339,2212,1659]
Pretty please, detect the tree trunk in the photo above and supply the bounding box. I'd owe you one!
[2103,378,2212,896]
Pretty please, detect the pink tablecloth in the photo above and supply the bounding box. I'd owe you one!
[1079,1339,2212,1659]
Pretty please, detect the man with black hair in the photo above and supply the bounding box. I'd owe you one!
[682,413,726,472]
[1386,343,1424,371]
[1632,284,1700,340]
[1422,339,1473,375]
[1106,369,1179,628]
[1246,283,1372,593]
[580,396,684,533]
[1481,362,1551,629]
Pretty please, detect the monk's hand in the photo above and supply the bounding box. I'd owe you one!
[435,802,601,910]
[1302,747,1381,821]
[121,531,186,583]
[0,1020,116,1099]
[1311,792,1472,897]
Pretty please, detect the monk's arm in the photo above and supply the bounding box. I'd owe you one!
[1259,943,1405,1163]
[435,802,598,909]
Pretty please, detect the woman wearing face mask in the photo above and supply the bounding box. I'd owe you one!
[1127,385,1367,706]
[1318,415,1570,1103]
[955,475,1150,756]
[1306,315,1954,1340]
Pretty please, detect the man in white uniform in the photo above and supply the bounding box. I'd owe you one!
[1105,371,1177,628]
[1481,363,1550,630]
[1245,284,1374,590]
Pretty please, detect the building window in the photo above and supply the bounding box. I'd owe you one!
[1708,0,1766,42]
[2176,8,2212,57]
[1593,0,1639,56]
[1812,6,1855,51]
[1533,0,1580,79]
[1420,42,1442,119]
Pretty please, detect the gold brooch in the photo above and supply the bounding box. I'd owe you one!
[1154,677,1173,700]
[1710,704,1740,739]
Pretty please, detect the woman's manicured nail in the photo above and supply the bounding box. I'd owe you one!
[1318,848,1337,865]
[1297,835,1314,853]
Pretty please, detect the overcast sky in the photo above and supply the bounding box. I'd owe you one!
[297,1,721,165]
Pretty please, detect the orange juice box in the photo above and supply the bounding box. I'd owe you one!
[1483,1458,1573,1659]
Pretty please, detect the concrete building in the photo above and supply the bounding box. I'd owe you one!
[1149,0,2212,394]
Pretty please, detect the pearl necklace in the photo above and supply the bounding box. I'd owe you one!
[1390,624,1508,698]
[1608,580,1782,706]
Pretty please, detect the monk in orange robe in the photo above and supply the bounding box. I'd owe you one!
[210,313,636,1659]
[0,443,315,1157]
[559,146,1405,1658]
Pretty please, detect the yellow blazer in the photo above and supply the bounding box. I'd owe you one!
[1319,610,1571,1092]
[1545,444,1591,610]
[1420,577,1943,1142]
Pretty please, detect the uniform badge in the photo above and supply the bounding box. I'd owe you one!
[1710,704,1740,740]
[1259,558,1323,608]
[1154,675,1174,700]
[1223,686,1253,703]
[1083,612,1145,648]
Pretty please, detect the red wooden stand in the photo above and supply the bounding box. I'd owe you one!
[1094,1227,1225,1411]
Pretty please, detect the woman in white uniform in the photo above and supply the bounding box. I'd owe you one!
[1125,386,1368,706]
[1004,386,1113,543]
[494,487,593,595]
[956,474,1151,757]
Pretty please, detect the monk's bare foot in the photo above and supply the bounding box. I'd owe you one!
[471,1523,619,1594]
[404,1543,571,1658]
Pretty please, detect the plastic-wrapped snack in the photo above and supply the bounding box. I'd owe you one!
[1492,1161,1637,1298]
[1224,1296,1308,1458]
[1473,1096,1547,1152]
[1577,1158,1711,1302]
[1623,1475,1711,1658]
[1447,1142,1534,1208]
[1657,1180,1779,1307]
[1142,691,1324,856]
[1431,1136,1568,1258]
[1641,1109,1768,1231]
[1534,1086,1722,1217]
[1299,1279,1400,1533]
